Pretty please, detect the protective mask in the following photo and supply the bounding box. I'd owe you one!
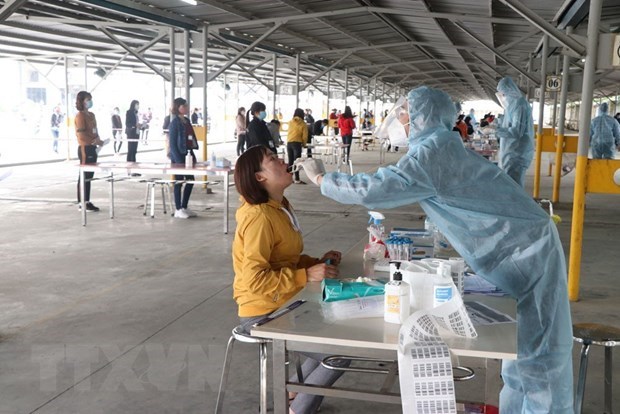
[374,97,410,147]
[386,119,409,147]
[86,100,93,109]
[259,111,267,120]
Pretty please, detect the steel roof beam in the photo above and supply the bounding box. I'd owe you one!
[300,51,353,92]
[208,23,283,82]
[454,22,538,85]
[100,26,169,80]
[366,6,528,25]
[497,26,541,52]
[497,0,586,56]
[467,52,505,79]
[0,0,28,21]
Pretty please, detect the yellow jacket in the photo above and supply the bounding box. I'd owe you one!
[233,197,319,317]
[286,116,308,144]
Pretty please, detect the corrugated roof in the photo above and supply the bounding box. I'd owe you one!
[0,0,618,102]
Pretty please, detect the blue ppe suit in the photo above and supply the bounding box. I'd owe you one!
[590,102,620,159]
[496,77,534,187]
[321,86,573,413]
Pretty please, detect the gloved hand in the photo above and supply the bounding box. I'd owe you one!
[298,158,326,185]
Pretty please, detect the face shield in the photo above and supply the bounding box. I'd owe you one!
[495,92,508,109]
[375,97,410,147]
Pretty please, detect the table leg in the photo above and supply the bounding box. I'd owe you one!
[273,339,287,414]
[109,172,115,219]
[150,182,155,218]
[80,168,86,226]
[484,358,501,407]
[224,172,229,234]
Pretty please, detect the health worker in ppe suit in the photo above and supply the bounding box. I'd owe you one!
[299,86,573,413]
[495,77,534,187]
[589,102,620,159]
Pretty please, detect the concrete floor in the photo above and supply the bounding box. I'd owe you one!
[0,141,618,414]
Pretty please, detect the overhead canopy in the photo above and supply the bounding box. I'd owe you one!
[0,0,619,103]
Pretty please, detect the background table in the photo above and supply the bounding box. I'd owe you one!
[78,161,233,233]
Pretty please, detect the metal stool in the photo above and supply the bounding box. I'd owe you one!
[573,323,620,414]
[215,325,271,414]
[142,179,173,218]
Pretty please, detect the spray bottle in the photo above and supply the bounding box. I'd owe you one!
[368,211,385,243]
[433,262,453,308]
[384,262,410,324]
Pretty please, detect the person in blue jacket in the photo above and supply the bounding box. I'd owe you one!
[300,86,573,413]
[495,77,534,187]
[168,97,197,219]
[590,102,620,159]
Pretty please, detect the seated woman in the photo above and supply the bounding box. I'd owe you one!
[232,145,346,414]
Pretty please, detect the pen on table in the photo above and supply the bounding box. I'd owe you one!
[252,300,307,327]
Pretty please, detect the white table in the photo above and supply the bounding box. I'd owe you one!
[252,240,516,412]
[78,161,233,233]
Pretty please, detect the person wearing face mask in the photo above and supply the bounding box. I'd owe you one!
[235,106,247,156]
[125,99,140,165]
[111,107,123,154]
[245,101,277,154]
[495,77,534,187]
[297,86,573,413]
[589,102,620,159]
[75,90,103,212]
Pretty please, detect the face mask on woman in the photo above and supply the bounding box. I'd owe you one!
[258,111,267,120]
[86,100,93,109]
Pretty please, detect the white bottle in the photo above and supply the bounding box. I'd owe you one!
[384,268,410,324]
[448,257,465,297]
[211,151,217,166]
[185,153,193,168]
[433,262,453,308]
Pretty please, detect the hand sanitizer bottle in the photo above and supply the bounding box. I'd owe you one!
[433,262,453,308]
[384,266,410,324]
[185,152,193,168]
[211,151,217,166]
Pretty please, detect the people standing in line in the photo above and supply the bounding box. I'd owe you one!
[495,76,534,187]
[125,100,140,164]
[287,108,309,184]
[111,107,123,154]
[464,116,474,137]
[589,102,620,159]
[75,91,102,212]
[337,106,356,161]
[168,97,197,219]
[267,119,283,148]
[313,119,328,137]
[299,86,574,413]
[236,107,247,156]
[454,114,468,140]
[232,145,346,414]
[246,101,277,153]
[304,108,315,126]
[51,106,62,154]
[139,107,152,145]
[191,108,200,125]
[329,108,339,136]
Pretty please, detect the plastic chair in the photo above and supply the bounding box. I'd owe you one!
[573,322,620,414]
[142,179,172,218]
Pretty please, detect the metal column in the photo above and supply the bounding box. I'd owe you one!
[170,28,176,103]
[272,53,277,118]
[568,0,603,302]
[295,53,300,109]
[344,68,349,107]
[533,35,549,198]
[184,29,190,104]
[64,56,71,161]
[552,27,572,203]
[326,71,331,120]
[203,24,208,163]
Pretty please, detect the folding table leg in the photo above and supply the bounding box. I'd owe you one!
[143,183,150,216]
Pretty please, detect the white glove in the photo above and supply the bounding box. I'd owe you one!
[299,158,326,185]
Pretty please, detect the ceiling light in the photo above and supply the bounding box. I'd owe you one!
[180,0,197,5]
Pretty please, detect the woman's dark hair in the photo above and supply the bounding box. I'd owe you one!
[246,101,266,127]
[457,114,465,121]
[129,100,140,112]
[293,108,304,119]
[464,116,472,123]
[75,91,92,111]
[237,107,245,116]
[343,106,353,119]
[171,97,187,116]
[234,145,271,205]
[270,119,281,125]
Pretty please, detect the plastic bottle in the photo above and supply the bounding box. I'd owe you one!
[433,262,453,308]
[368,211,385,243]
[384,263,410,324]
[185,153,193,168]
[211,151,217,166]
[448,257,465,297]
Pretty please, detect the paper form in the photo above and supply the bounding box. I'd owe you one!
[398,293,477,414]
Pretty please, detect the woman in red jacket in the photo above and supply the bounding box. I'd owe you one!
[337,106,356,161]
